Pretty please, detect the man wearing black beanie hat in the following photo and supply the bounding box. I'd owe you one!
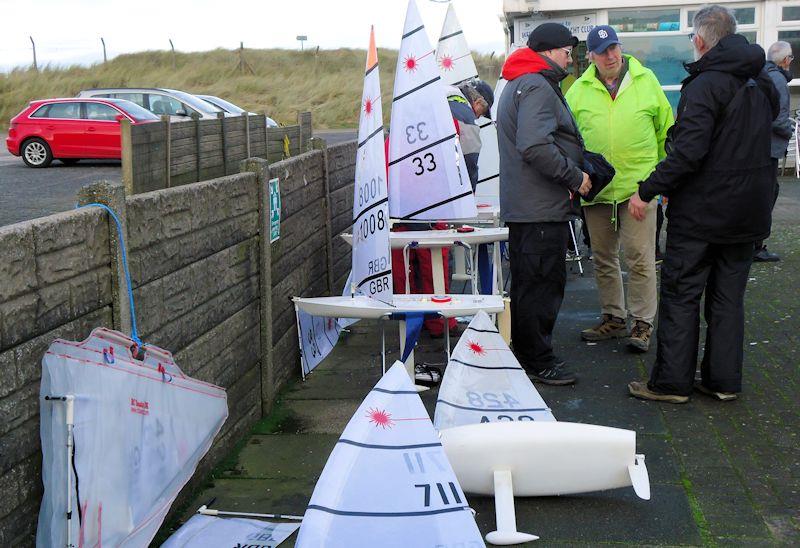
[496,23,592,385]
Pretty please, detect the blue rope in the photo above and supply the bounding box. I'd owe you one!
[76,203,143,348]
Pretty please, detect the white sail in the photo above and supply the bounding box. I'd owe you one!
[475,76,507,204]
[352,27,393,304]
[295,361,485,548]
[37,328,228,548]
[162,514,299,547]
[434,311,555,429]
[436,3,479,86]
[388,0,478,221]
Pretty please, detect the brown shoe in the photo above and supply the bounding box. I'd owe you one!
[581,314,627,341]
[627,321,652,353]
[694,382,738,401]
[628,381,689,404]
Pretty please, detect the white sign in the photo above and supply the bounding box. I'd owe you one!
[515,12,597,45]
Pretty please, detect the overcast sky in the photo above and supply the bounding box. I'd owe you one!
[0,0,507,72]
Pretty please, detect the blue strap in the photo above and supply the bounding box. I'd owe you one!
[400,312,425,363]
[76,203,143,349]
[478,243,492,295]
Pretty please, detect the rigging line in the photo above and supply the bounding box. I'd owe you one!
[72,436,83,526]
[353,197,388,223]
[388,133,456,166]
[358,125,383,148]
[393,76,441,102]
[400,190,473,220]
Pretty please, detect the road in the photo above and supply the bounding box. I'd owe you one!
[0,129,356,228]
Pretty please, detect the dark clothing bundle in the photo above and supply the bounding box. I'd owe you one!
[640,34,778,396]
[638,34,779,245]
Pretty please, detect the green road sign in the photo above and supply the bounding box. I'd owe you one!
[269,178,281,243]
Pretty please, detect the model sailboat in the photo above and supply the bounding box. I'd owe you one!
[436,3,479,86]
[37,328,228,547]
[295,361,485,547]
[436,312,651,545]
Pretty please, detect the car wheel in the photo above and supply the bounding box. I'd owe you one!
[60,158,80,166]
[21,138,53,168]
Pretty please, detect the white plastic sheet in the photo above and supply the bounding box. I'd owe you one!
[162,514,299,547]
[434,311,555,429]
[37,327,228,547]
[296,361,485,547]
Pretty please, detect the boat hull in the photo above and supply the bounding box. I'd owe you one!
[293,294,505,319]
[440,421,638,496]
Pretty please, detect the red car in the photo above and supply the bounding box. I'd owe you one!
[6,97,159,167]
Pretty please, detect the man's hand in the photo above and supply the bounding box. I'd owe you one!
[628,190,649,221]
[578,172,592,197]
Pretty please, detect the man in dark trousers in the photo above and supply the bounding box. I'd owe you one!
[627,5,779,403]
[497,23,592,385]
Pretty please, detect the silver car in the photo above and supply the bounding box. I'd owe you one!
[77,88,229,120]
[197,94,278,127]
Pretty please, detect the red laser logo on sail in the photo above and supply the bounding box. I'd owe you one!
[403,55,418,73]
[364,97,374,116]
[439,55,454,71]
[366,407,395,429]
[467,340,486,356]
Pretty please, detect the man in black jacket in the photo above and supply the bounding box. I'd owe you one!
[627,4,779,403]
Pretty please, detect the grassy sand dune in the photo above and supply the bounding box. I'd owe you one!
[0,48,504,130]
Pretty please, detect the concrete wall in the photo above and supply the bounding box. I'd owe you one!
[0,138,356,544]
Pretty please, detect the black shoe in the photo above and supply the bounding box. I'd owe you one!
[414,364,442,386]
[528,364,577,386]
[753,246,780,262]
[553,355,565,368]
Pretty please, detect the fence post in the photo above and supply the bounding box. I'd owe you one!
[297,111,312,151]
[162,115,171,188]
[120,119,134,195]
[194,113,201,182]
[264,113,270,162]
[77,181,131,335]
[218,112,227,175]
[311,138,335,295]
[241,157,274,416]
[245,114,251,158]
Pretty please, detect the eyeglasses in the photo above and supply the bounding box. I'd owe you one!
[561,47,573,55]
[788,55,796,61]
[688,33,695,41]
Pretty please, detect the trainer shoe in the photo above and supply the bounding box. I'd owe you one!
[693,381,737,401]
[627,321,652,353]
[528,364,577,386]
[753,246,780,262]
[581,314,627,341]
[628,381,689,404]
[414,364,442,386]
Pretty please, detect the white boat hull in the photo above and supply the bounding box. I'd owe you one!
[341,226,508,248]
[440,422,649,497]
[293,294,504,319]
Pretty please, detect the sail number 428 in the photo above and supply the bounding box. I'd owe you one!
[466,391,520,408]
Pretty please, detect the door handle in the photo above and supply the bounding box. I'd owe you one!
[46,125,56,130]
[87,127,96,131]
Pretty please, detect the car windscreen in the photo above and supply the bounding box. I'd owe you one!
[166,90,224,114]
[200,95,245,114]
[107,99,161,121]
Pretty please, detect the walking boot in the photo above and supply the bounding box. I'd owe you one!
[627,320,652,353]
[581,314,627,341]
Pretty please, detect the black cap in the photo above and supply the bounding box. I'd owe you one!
[527,22,579,52]
[473,80,494,119]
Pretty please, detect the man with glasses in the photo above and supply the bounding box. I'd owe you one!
[566,25,674,354]
[627,5,778,403]
[753,41,794,262]
[497,23,592,385]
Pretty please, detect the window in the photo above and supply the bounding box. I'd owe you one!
[778,30,800,78]
[622,35,694,86]
[113,93,146,107]
[609,9,680,32]
[30,105,51,118]
[84,102,120,121]
[688,7,755,27]
[741,31,757,44]
[147,94,188,116]
[783,6,800,22]
[38,102,81,119]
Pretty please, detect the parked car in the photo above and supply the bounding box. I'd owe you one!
[77,88,229,120]
[196,94,279,127]
[6,97,159,168]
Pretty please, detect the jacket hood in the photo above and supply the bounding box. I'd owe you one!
[685,34,765,80]
[765,60,793,82]
[501,47,566,81]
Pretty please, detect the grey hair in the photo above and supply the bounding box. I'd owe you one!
[459,82,487,107]
[693,4,737,49]
[768,41,793,63]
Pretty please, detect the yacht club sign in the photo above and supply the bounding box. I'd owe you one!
[514,12,597,45]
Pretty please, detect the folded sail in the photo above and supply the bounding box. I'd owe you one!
[436,3,479,86]
[353,26,393,304]
[296,361,484,547]
[388,0,478,221]
[475,77,507,204]
[434,311,555,429]
[37,328,228,547]
[162,514,299,547]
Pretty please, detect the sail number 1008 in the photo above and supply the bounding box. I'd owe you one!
[357,210,386,239]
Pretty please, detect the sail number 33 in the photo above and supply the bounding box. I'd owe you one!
[406,122,437,176]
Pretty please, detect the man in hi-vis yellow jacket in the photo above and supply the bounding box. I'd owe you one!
[566,25,674,353]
